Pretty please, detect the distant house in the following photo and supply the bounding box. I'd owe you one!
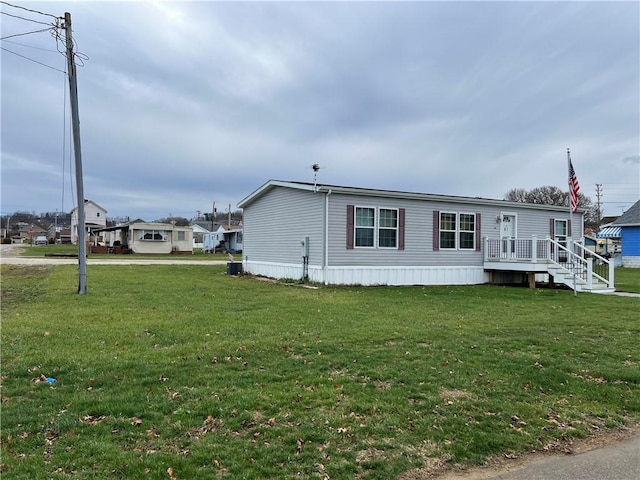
[97,222,193,254]
[609,200,640,267]
[17,224,47,243]
[238,180,614,292]
[70,200,107,245]
[217,224,243,253]
[191,221,220,250]
[595,222,622,259]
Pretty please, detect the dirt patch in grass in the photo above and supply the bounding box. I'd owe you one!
[439,388,475,404]
[400,421,640,480]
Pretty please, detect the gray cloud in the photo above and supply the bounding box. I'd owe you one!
[1,1,638,219]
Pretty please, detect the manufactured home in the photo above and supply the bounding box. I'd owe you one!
[238,181,614,292]
[96,222,193,254]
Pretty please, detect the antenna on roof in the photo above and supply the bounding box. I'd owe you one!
[311,164,321,192]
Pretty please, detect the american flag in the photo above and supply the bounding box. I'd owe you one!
[228,252,235,262]
[568,159,580,212]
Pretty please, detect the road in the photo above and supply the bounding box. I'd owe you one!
[0,244,226,266]
[424,431,640,480]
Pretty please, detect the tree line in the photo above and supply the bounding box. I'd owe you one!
[504,186,599,227]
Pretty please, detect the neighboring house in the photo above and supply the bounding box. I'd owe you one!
[97,222,193,254]
[70,200,107,245]
[17,225,47,243]
[609,200,640,267]
[595,222,622,259]
[57,228,72,244]
[191,222,210,249]
[238,180,613,291]
[217,224,243,252]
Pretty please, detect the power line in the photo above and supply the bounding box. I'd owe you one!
[0,1,60,20]
[2,38,59,52]
[1,10,54,26]
[0,46,66,73]
[1,27,53,40]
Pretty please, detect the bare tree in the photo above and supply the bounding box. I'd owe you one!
[505,186,597,226]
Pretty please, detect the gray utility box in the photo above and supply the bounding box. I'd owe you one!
[227,262,243,275]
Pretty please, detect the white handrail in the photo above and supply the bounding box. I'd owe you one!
[573,242,614,289]
[485,237,614,291]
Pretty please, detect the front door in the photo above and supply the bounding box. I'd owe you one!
[500,214,517,258]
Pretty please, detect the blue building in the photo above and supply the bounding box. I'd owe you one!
[610,200,640,268]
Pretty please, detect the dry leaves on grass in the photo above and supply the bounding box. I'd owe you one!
[80,415,108,425]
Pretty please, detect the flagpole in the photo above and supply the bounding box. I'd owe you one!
[567,148,577,296]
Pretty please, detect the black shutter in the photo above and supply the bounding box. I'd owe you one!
[347,205,354,249]
[475,213,482,251]
[433,210,440,251]
[398,208,405,250]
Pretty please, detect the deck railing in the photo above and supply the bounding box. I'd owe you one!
[484,236,614,289]
[484,236,549,262]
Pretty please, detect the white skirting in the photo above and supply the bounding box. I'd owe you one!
[242,260,488,286]
[621,256,640,268]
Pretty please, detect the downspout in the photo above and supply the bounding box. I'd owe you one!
[324,189,332,285]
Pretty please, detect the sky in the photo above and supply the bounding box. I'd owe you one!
[1,0,639,221]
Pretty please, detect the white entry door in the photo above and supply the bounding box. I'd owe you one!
[500,214,517,258]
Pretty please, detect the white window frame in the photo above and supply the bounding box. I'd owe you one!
[378,207,399,249]
[353,206,400,249]
[354,206,376,248]
[439,211,458,250]
[554,219,568,246]
[440,211,476,250]
[458,212,476,250]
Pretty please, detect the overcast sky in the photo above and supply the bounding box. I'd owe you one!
[2,1,638,221]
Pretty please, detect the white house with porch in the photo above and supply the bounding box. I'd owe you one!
[70,200,107,245]
[238,180,614,292]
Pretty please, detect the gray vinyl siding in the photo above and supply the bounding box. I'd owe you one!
[241,181,580,270]
[243,187,325,265]
[327,193,576,267]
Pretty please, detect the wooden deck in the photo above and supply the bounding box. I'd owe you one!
[483,237,614,292]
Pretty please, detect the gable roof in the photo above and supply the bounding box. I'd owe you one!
[191,221,221,232]
[70,199,107,214]
[611,200,640,227]
[238,180,575,213]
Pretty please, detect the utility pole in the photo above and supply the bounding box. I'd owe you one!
[595,183,603,226]
[211,202,216,231]
[63,12,87,294]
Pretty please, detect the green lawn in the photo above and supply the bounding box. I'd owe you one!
[614,267,640,293]
[1,265,639,479]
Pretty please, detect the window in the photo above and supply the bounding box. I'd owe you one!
[355,207,375,247]
[378,208,398,248]
[177,231,185,241]
[347,205,404,250]
[440,213,457,249]
[437,211,479,250]
[138,230,168,241]
[459,214,475,249]
[554,219,568,246]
